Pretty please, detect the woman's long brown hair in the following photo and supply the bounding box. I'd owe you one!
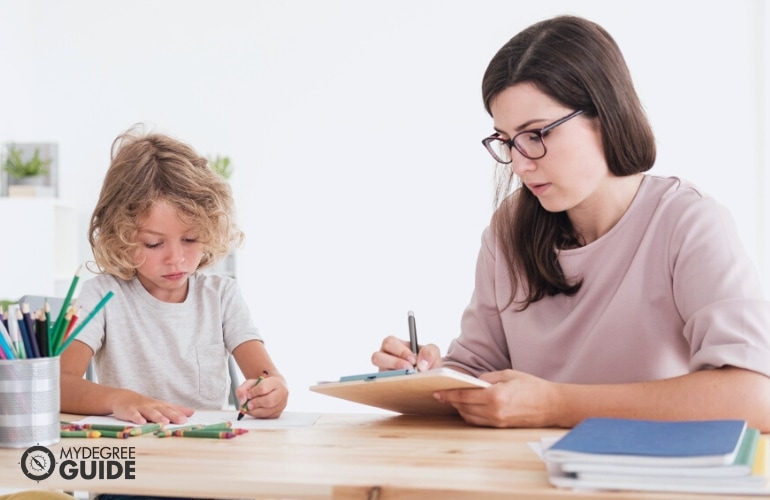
[482,16,656,311]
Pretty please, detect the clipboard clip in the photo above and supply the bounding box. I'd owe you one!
[340,368,416,382]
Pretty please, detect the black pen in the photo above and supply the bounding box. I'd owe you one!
[408,310,419,358]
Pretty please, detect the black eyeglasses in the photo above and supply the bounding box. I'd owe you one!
[481,109,584,163]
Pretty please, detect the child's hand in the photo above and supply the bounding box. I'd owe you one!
[236,374,289,419]
[112,392,195,425]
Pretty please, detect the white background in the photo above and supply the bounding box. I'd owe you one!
[1,0,767,413]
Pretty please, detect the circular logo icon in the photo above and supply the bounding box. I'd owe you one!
[19,445,56,482]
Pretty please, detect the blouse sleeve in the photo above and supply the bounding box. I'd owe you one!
[669,193,770,376]
[443,226,513,376]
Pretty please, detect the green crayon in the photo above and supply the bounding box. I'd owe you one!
[173,429,237,439]
[128,423,163,436]
[61,430,102,438]
[98,430,130,439]
[82,424,130,432]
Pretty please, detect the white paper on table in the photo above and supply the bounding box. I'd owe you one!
[71,411,321,430]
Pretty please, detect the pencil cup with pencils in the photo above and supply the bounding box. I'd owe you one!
[0,267,114,448]
[0,356,60,447]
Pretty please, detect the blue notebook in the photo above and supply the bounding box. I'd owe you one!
[544,417,747,467]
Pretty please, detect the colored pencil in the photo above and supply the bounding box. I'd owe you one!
[8,311,25,359]
[62,306,80,343]
[51,266,81,353]
[20,303,41,358]
[35,312,49,357]
[56,291,114,355]
[44,300,52,343]
[16,308,37,358]
[0,321,16,359]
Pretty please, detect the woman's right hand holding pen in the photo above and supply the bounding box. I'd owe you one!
[371,335,442,372]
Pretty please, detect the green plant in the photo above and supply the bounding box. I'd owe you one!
[2,144,51,179]
[208,154,233,180]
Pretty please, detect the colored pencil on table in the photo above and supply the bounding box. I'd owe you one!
[51,266,81,353]
[20,302,41,358]
[0,306,6,333]
[56,291,114,355]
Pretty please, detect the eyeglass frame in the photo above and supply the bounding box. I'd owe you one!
[481,109,584,163]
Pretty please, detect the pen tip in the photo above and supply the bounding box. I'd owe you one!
[237,413,244,421]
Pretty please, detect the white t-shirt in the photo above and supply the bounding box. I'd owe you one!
[75,272,263,409]
[444,175,770,382]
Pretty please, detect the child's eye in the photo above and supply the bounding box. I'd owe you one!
[144,242,162,249]
[183,238,198,244]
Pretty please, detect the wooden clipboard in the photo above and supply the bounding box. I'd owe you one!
[309,367,490,414]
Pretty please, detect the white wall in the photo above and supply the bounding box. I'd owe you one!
[1,0,767,413]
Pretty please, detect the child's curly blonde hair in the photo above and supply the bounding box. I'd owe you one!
[88,126,244,280]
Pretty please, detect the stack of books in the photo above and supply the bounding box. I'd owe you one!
[543,417,769,495]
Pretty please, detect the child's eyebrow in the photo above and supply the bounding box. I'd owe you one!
[137,229,168,238]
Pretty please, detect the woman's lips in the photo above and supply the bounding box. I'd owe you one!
[527,182,551,196]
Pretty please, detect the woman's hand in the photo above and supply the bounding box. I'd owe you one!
[371,335,443,372]
[434,369,559,428]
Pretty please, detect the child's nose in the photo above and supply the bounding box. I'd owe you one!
[165,243,185,264]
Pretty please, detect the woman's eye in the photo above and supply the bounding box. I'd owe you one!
[144,242,161,249]
[524,132,541,143]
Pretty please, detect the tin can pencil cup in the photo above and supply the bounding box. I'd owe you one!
[0,357,60,448]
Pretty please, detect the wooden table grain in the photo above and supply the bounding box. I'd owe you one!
[0,413,760,499]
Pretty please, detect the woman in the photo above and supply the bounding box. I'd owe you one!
[371,15,770,430]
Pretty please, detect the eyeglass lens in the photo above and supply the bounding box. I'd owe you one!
[487,131,545,162]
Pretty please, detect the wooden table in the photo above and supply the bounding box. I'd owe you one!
[0,413,760,499]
